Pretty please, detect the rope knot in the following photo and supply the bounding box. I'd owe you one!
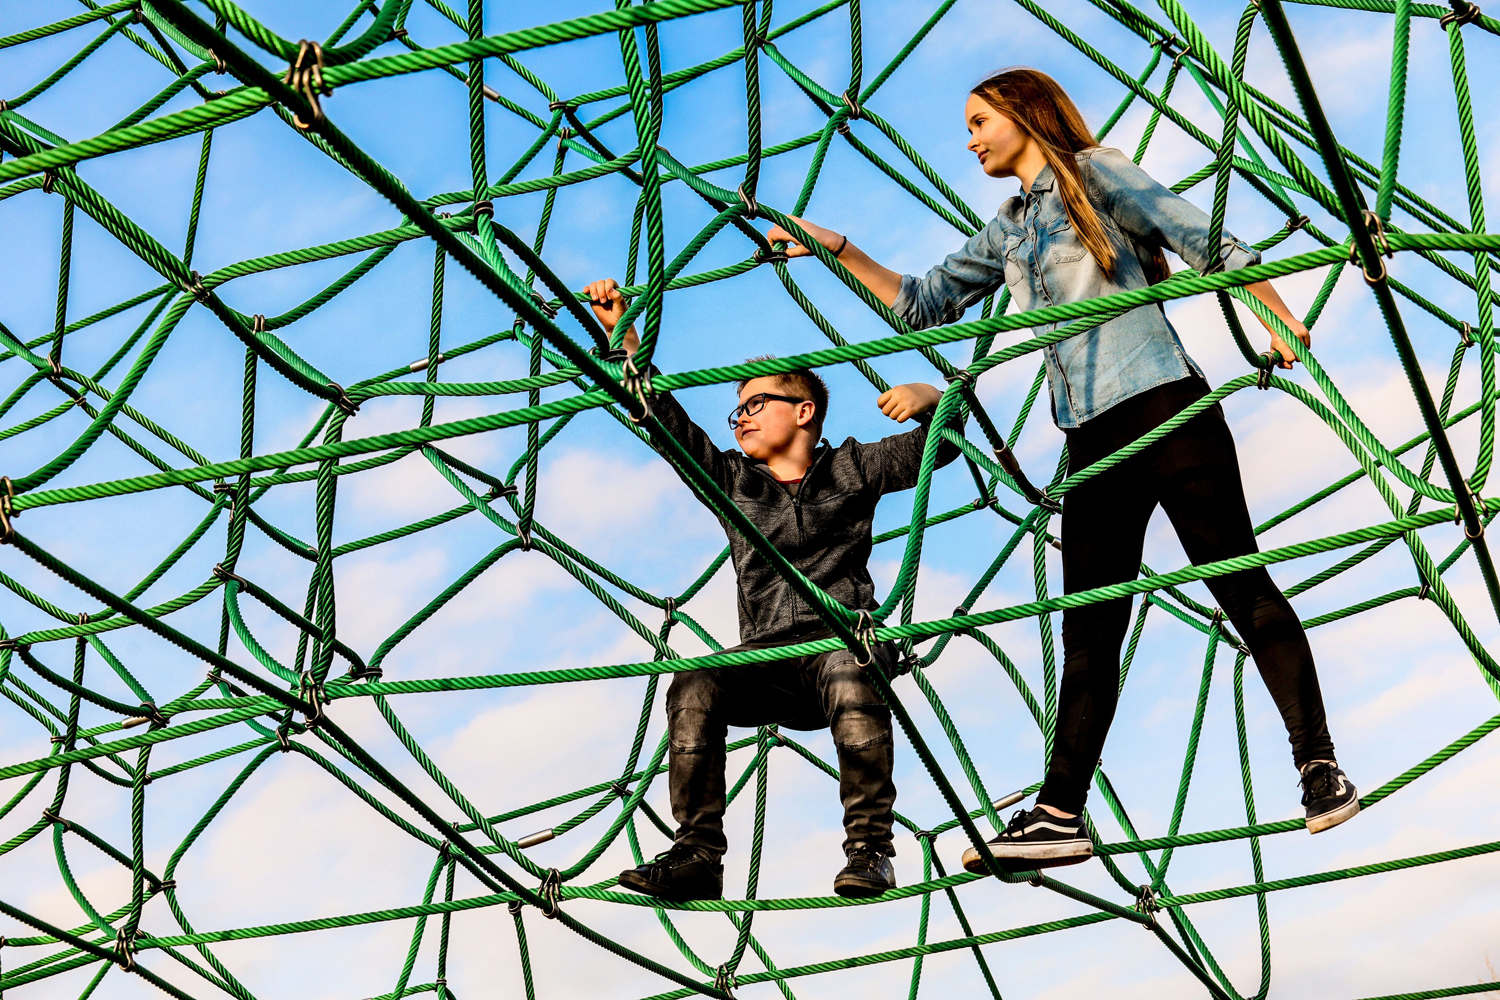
[472,199,494,219]
[841,90,862,120]
[1440,1,1482,27]
[753,245,788,265]
[1460,322,1475,348]
[736,183,758,219]
[547,99,575,113]
[619,356,653,424]
[41,170,58,195]
[283,40,331,129]
[913,829,936,843]
[1286,214,1310,232]
[42,808,70,831]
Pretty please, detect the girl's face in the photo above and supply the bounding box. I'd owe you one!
[965,93,1030,179]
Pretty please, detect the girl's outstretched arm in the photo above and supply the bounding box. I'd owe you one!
[1243,280,1312,370]
[765,215,904,306]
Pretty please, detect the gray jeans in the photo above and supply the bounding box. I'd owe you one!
[665,636,898,859]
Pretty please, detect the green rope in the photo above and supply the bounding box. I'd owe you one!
[2,1,1498,997]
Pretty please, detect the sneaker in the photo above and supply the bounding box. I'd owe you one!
[833,847,896,899]
[960,806,1093,874]
[617,845,723,901]
[1301,761,1359,834]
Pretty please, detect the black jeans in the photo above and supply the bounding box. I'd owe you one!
[666,633,897,859]
[1037,377,1336,815]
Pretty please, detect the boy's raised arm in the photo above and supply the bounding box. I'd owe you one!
[859,383,961,495]
[584,279,735,491]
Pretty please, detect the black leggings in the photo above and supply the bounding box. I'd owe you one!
[1037,377,1336,815]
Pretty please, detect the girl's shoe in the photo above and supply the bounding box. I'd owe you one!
[960,806,1093,874]
[1301,762,1360,833]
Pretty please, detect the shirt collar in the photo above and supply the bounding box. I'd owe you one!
[1026,163,1056,195]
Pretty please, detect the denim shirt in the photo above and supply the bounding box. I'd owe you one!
[892,146,1260,428]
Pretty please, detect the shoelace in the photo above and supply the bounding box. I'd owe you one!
[1299,764,1337,803]
[1003,808,1031,837]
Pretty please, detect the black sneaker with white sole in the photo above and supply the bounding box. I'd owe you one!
[1301,761,1359,834]
[960,806,1093,874]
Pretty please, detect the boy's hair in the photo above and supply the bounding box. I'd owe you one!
[737,357,829,431]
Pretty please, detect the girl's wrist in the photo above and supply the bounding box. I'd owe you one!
[831,233,850,257]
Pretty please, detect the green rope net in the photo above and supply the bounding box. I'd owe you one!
[2,0,1499,997]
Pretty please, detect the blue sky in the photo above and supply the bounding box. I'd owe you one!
[2,1,1500,998]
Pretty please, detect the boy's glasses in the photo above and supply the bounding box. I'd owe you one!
[728,392,809,429]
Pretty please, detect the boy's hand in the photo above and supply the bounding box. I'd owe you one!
[877,383,942,423]
[583,278,639,354]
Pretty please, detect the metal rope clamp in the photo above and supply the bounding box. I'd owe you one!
[1134,884,1161,928]
[1440,2,1482,28]
[328,381,360,417]
[736,183,758,219]
[1460,322,1474,349]
[714,964,739,999]
[284,39,332,129]
[1257,351,1279,391]
[538,867,563,918]
[852,609,880,669]
[184,270,211,303]
[297,669,327,728]
[1348,209,1394,284]
[114,926,139,971]
[0,475,17,545]
[1464,487,1487,540]
[619,356,653,424]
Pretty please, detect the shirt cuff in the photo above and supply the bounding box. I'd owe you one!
[891,274,921,324]
[1218,237,1261,272]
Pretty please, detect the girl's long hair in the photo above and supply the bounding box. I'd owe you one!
[972,68,1171,284]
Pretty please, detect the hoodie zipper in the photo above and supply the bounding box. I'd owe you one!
[792,446,830,543]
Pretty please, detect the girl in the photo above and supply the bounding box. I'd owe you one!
[766,68,1358,873]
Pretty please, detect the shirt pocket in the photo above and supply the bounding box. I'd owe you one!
[1048,217,1089,265]
[1001,232,1027,287]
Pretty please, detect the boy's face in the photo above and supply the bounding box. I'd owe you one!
[733,376,817,461]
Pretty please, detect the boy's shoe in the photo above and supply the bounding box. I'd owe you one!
[833,847,896,898]
[1301,761,1359,834]
[618,845,723,901]
[961,807,1093,874]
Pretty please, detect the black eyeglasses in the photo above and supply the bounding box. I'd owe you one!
[728,392,809,429]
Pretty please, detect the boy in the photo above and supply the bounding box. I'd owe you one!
[583,278,959,901]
